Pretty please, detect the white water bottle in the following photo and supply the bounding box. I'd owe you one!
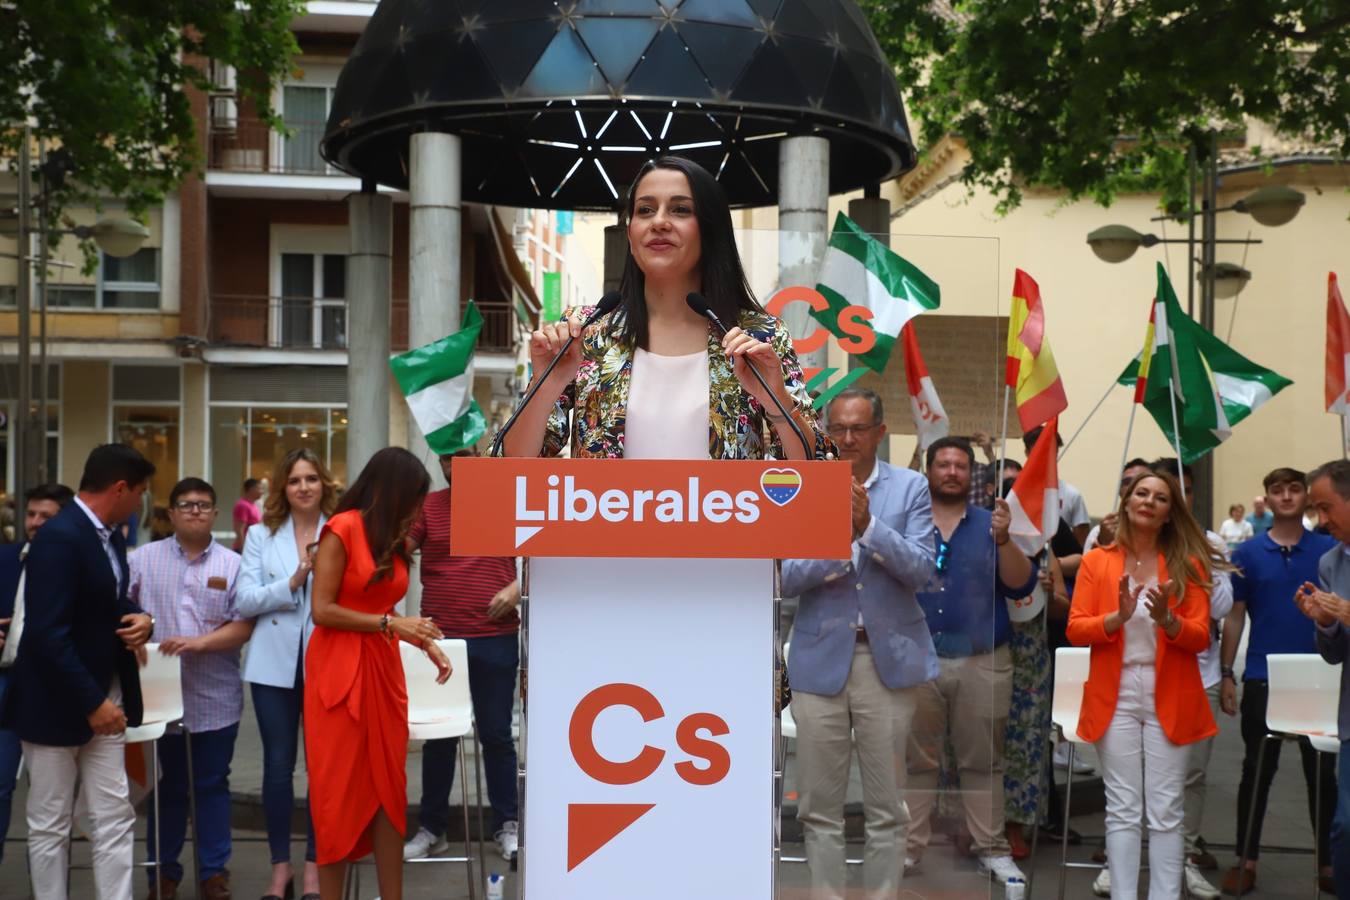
[486,872,504,900]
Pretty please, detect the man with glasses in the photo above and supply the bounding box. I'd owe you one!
[905,436,1036,885]
[128,477,252,900]
[783,388,936,899]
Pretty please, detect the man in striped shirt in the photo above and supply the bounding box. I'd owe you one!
[403,448,521,864]
[129,477,252,900]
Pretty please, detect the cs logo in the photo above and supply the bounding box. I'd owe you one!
[566,683,730,871]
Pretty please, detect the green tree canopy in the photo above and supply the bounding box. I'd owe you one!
[2,0,303,224]
[861,0,1350,210]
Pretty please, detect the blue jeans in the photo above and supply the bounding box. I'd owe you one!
[1336,740,1350,899]
[146,723,238,884]
[251,680,316,864]
[420,634,520,836]
[0,672,20,865]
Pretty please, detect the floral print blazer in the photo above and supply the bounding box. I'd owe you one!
[531,304,834,460]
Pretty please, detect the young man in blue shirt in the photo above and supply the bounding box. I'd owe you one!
[1220,467,1337,895]
[905,437,1037,885]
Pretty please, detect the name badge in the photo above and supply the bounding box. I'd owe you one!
[207,576,228,590]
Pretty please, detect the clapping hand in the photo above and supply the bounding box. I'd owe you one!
[851,479,870,541]
[1295,582,1339,627]
[1117,574,1143,622]
[1145,580,1179,627]
[1314,587,1350,627]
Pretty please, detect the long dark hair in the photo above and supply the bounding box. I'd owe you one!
[617,155,762,348]
[335,447,430,586]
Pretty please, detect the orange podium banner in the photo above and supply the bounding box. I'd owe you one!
[449,457,852,559]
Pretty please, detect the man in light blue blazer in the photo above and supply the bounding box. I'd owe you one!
[783,388,936,900]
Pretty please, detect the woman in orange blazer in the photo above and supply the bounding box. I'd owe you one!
[1068,469,1230,899]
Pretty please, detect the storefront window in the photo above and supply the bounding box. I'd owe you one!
[114,405,180,505]
[209,405,349,504]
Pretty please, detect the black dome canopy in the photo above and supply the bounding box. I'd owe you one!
[321,0,918,210]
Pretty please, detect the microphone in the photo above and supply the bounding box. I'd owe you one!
[489,291,623,457]
[686,292,814,460]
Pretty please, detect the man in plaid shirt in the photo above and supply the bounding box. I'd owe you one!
[129,477,253,900]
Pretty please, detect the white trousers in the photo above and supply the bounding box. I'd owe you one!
[1096,665,1189,900]
[793,643,920,900]
[24,734,137,900]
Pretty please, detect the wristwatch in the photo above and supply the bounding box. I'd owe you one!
[1221,665,1236,681]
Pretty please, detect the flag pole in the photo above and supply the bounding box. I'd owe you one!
[997,384,1012,493]
[1342,413,1349,461]
[1167,377,1187,503]
[1058,375,1121,463]
[1118,401,1139,482]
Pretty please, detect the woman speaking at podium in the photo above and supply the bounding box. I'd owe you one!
[498,155,832,461]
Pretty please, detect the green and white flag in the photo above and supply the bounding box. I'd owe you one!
[1117,263,1292,462]
[389,301,487,455]
[813,212,941,373]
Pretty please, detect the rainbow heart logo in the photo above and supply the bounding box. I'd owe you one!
[760,468,803,507]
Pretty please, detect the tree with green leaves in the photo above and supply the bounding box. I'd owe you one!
[2,0,304,225]
[860,0,1350,211]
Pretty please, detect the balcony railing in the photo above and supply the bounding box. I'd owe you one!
[209,296,517,353]
[208,118,334,176]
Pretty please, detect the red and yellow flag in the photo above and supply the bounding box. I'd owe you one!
[1005,269,1068,431]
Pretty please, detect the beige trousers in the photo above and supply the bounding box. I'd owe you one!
[905,645,1014,859]
[793,642,921,900]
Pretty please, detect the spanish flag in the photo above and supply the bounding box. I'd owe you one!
[1005,269,1068,432]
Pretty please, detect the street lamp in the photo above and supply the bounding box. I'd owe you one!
[4,129,151,509]
[1084,135,1306,527]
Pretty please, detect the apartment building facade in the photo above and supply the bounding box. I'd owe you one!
[0,2,592,530]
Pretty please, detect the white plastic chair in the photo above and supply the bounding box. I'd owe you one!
[1051,647,1095,900]
[345,639,482,900]
[125,645,190,899]
[1241,653,1341,898]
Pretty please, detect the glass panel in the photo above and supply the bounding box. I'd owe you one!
[104,248,159,284]
[114,405,180,512]
[321,254,346,298]
[47,285,96,308]
[210,406,248,505]
[282,85,329,174]
[247,407,329,486]
[320,303,346,349]
[281,254,315,347]
[328,408,348,489]
[102,290,160,310]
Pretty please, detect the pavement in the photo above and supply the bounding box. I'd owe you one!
[0,688,1330,898]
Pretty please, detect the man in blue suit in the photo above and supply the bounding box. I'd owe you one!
[783,387,937,900]
[5,444,156,900]
[0,482,75,864]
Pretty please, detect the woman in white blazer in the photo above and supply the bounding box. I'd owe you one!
[237,448,335,900]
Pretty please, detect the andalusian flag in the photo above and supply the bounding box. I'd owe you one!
[1006,269,1068,431]
[389,301,487,455]
[813,213,940,373]
[1118,263,1292,462]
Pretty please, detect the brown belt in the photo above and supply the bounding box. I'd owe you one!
[854,628,869,644]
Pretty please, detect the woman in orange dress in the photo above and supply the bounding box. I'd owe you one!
[305,447,451,900]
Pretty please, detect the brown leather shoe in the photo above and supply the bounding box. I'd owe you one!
[145,876,178,900]
[200,871,232,900]
[1221,866,1256,896]
[1191,848,1220,870]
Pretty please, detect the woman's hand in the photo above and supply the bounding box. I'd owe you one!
[424,640,452,685]
[722,326,790,413]
[1146,579,1179,628]
[288,550,313,593]
[1117,574,1141,622]
[529,313,586,390]
[390,616,443,645]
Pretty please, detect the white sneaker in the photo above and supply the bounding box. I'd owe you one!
[403,827,449,860]
[496,820,519,861]
[1185,862,1220,899]
[1053,742,1096,774]
[904,856,919,875]
[977,855,1025,884]
[1093,868,1111,897]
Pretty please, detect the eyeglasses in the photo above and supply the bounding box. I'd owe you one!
[826,423,878,439]
[935,539,952,574]
[173,501,215,513]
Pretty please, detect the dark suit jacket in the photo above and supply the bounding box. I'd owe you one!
[3,503,144,745]
[0,543,21,621]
